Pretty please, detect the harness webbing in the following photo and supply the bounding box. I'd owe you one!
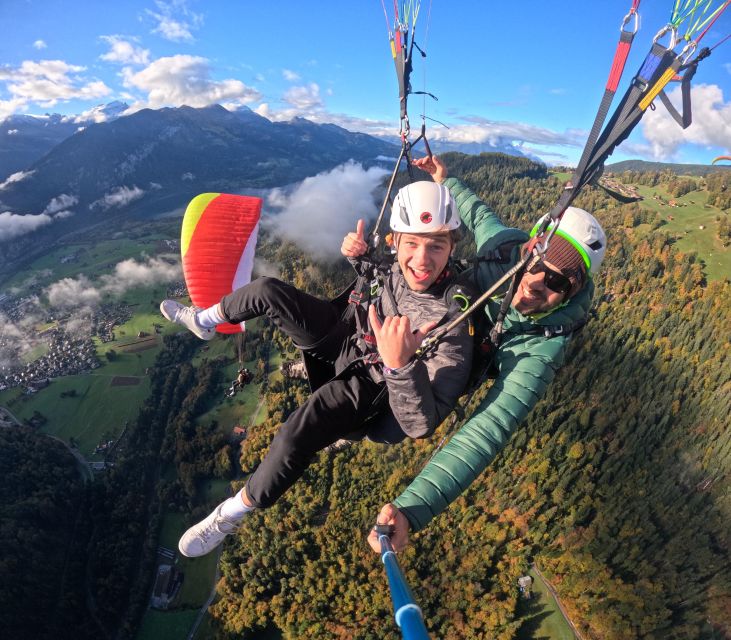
[372,0,435,250]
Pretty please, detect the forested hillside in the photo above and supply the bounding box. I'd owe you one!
[210,153,730,639]
[0,428,90,639]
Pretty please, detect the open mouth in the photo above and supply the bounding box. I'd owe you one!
[409,267,432,282]
[520,286,540,300]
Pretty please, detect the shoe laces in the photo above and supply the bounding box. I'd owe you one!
[198,512,239,542]
[174,304,196,323]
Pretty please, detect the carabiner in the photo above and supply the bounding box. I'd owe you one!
[653,24,677,47]
[621,8,640,34]
[679,40,697,64]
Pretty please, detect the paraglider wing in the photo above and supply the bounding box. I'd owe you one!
[181,193,261,334]
[711,155,731,165]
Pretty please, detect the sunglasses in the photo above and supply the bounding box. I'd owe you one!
[526,261,572,295]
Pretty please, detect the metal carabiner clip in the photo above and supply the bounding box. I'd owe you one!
[653,24,673,46]
[679,40,697,65]
[621,8,640,34]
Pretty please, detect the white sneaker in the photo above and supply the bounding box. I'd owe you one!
[160,300,215,341]
[178,503,243,557]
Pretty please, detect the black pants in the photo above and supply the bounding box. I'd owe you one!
[220,277,386,508]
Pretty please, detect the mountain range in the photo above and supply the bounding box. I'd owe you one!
[0,103,399,217]
[0,103,402,279]
[0,101,129,180]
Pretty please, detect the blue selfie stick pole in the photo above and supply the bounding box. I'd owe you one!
[375,524,431,640]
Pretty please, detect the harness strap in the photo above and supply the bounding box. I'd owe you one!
[513,317,589,339]
[657,47,708,128]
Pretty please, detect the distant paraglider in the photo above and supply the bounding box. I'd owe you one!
[711,155,731,165]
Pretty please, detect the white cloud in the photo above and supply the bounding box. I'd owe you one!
[122,55,261,111]
[437,116,583,148]
[263,161,389,260]
[6,129,18,135]
[42,257,181,313]
[46,275,101,308]
[0,194,77,242]
[0,170,34,190]
[0,97,27,120]
[0,312,38,370]
[256,84,331,124]
[642,83,731,160]
[43,193,78,215]
[0,211,52,241]
[283,83,323,111]
[100,256,182,296]
[0,59,111,114]
[146,0,203,43]
[283,69,300,82]
[90,185,145,211]
[100,35,150,65]
[33,40,47,50]
[254,103,272,119]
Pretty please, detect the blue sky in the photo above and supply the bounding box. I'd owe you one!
[0,0,729,165]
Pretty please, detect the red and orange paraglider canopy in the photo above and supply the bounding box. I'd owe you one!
[181,193,261,334]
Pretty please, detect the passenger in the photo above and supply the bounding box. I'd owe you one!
[160,181,474,558]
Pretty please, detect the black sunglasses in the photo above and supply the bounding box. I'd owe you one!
[526,261,572,295]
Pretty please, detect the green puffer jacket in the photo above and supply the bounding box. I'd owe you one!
[393,177,595,531]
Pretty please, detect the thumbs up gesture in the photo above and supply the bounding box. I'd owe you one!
[341,219,368,258]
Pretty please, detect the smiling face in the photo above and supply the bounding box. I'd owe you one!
[395,232,453,292]
[511,259,568,315]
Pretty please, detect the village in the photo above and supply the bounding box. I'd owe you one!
[0,292,135,392]
[0,328,100,392]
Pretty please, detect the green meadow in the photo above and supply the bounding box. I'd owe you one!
[630,183,729,281]
[136,609,200,640]
[516,569,577,640]
[1,371,151,457]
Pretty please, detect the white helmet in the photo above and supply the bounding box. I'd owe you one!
[390,181,461,234]
[531,206,607,275]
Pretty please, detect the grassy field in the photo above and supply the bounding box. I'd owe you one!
[136,609,200,640]
[516,569,577,639]
[0,371,150,456]
[631,183,730,281]
[138,480,233,640]
[552,171,572,183]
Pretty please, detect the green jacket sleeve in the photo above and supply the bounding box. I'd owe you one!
[393,331,568,532]
[444,177,527,252]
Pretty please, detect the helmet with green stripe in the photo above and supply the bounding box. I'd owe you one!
[531,207,606,276]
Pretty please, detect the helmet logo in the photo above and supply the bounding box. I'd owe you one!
[420,211,432,224]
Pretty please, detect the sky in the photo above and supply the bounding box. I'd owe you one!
[0,0,729,167]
